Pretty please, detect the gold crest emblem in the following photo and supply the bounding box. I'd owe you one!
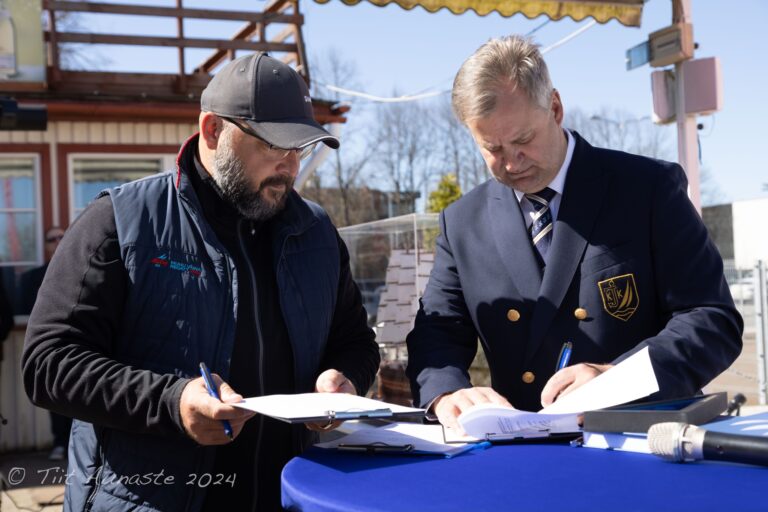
[598,273,639,321]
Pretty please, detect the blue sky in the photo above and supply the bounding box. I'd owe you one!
[299,0,767,204]
[84,0,767,204]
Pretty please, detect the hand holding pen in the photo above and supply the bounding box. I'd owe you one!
[541,342,613,408]
[177,363,255,445]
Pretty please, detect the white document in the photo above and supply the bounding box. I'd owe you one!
[453,346,659,440]
[541,346,659,414]
[454,403,581,441]
[316,422,475,457]
[233,393,424,423]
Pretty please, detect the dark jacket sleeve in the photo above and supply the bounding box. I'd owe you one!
[317,232,380,396]
[405,211,479,408]
[18,266,44,316]
[612,163,743,397]
[21,196,189,437]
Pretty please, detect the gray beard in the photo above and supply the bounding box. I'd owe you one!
[212,144,294,221]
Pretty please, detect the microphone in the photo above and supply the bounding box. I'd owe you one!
[726,393,746,416]
[648,422,768,467]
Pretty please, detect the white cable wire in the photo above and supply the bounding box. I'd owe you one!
[540,19,597,54]
[317,82,445,103]
[318,19,598,104]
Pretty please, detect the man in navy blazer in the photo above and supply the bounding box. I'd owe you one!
[406,35,742,429]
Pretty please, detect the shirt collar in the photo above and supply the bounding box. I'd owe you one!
[513,128,575,203]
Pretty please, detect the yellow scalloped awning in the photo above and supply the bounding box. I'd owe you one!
[313,0,645,27]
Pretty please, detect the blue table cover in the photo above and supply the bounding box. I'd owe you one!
[282,444,766,511]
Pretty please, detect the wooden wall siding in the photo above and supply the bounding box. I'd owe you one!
[0,122,197,145]
[0,329,53,451]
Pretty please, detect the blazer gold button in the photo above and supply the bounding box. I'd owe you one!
[522,371,535,384]
[574,307,588,320]
[507,309,521,322]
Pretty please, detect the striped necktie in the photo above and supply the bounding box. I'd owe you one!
[525,187,557,265]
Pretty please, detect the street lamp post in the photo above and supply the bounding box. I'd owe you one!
[674,0,701,214]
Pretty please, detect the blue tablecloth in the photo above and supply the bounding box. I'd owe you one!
[282,443,766,511]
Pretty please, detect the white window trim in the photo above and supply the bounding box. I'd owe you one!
[67,153,177,223]
[0,153,43,267]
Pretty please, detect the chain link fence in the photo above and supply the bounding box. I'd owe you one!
[705,260,768,405]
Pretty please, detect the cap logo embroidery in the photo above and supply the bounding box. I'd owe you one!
[304,95,311,103]
[598,273,638,321]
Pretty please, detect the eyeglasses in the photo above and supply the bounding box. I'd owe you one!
[45,234,64,243]
[221,117,317,161]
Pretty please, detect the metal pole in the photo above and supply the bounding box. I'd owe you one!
[673,0,701,214]
[177,0,186,92]
[755,260,768,404]
[413,213,420,298]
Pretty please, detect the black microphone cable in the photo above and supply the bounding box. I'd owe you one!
[726,393,746,416]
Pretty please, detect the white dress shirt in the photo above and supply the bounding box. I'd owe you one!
[513,128,575,232]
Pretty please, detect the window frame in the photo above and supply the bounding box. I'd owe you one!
[0,153,44,268]
[66,152,177,223]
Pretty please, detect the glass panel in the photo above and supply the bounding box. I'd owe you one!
[0,158,36,209]
[338,213,439,331]
[0,212,37,262]
[73,158,162,210]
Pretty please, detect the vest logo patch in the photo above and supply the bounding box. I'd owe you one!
[598,273,638,321]
[151,254,202,277]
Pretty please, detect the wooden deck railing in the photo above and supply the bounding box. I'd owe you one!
[35,0,308,101]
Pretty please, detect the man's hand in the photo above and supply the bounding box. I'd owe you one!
[306,369,356,432]
[179,375,255,445]
[314,369,356,395]
[433,387,512,434]
[540,363,613,408]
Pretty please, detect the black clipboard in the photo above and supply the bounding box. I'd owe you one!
[582,392,727,434]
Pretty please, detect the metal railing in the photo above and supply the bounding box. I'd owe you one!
[755,261,768,404]
[719,259,768,405]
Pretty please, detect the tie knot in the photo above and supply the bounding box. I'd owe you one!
[525,187,556,207]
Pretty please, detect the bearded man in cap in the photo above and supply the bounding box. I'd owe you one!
[23,53,380,511]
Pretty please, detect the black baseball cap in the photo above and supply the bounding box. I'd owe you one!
[201,53,339,150]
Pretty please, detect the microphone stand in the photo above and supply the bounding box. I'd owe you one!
[725,393,746,416]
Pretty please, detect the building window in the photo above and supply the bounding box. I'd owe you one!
[0,156,39,264]
[70,156,169,220]
[0,155,41,315]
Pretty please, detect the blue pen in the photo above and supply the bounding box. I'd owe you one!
[199,362,234,440]
[556,341,573,372]
[448,440,492,458]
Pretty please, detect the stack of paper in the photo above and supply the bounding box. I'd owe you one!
[453,347,660,442]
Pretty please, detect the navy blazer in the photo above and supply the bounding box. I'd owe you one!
[406,132,743,412]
